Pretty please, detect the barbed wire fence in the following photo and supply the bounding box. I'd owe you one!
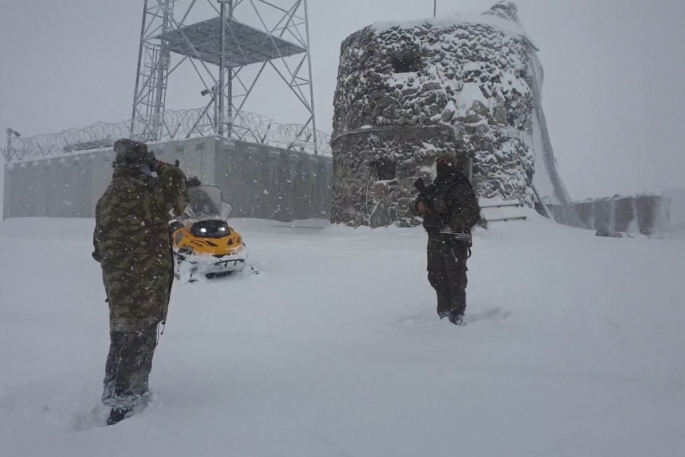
[1,108,331,162]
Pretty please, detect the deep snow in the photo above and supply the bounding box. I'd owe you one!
[0,214,684,457]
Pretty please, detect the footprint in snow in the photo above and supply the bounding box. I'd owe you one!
[396,307,512,326]
[464,307,512,324]
[70,404,109,431]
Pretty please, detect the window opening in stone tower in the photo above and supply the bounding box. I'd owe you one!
[391,50,421,73]
[370,158,397,181]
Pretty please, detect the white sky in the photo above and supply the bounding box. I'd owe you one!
[1,0,684,205]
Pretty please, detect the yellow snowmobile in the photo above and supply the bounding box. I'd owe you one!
[170,185,248,282]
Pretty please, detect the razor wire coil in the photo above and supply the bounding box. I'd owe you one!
[2,108,331,162]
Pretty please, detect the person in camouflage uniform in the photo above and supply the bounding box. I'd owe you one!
[415,153,481,326]
[92,139,188,425]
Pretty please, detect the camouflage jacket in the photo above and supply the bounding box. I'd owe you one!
[93,163,188,332]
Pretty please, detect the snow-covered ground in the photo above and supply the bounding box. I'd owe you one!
[1,213,684,457]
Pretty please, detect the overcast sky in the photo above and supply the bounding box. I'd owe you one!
[1,0,684,207]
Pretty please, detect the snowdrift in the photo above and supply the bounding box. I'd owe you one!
[1,214,684,456]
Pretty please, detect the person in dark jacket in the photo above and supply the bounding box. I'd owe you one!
[415,153,481,325]
[187,176,202,188]
[93,139,188,425]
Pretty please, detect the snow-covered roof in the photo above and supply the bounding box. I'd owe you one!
[371,7,538,51]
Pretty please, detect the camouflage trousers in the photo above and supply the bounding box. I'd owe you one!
[102,323,158,410]
[427,236,469,316]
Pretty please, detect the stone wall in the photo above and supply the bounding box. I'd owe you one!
[331,125,463,227]
[331,2,540,227]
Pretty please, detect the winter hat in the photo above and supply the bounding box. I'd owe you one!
[112,139,155,168]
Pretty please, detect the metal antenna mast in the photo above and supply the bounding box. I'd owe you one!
[131,0,175,141]
[130,0,320,153]
[218,0,229,137]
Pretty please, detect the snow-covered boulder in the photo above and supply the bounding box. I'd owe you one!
[331,2,540,227]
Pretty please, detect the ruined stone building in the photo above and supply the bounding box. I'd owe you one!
[330,2,571,227]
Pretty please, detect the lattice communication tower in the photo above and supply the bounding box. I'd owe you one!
[130,0,319,152]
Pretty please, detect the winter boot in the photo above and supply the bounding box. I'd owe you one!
[448,312,466,326]
[107,407,132,426]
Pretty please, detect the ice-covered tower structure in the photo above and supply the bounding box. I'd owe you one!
[330,2,570,227]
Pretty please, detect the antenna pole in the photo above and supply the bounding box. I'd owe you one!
[304,0,318,155]
[130,0,149,138]
[227,0,233,139]
[218,0,227,136]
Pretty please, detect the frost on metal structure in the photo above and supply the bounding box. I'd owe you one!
[1,109,330,163]
[130,0,320,151]
[330,1,572,227]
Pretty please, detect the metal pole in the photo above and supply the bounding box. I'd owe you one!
[532,183,554,220]
[130,0,150,138]
[153,0,172,141]
[3,129,9,219]
[186,100,216,139]
[226,69,233,139]
[6,129,13,162]
[213,87,219,132]
[218,1,227,136]
[433,0,437,18]
[303,0,318,155]
[227,0,234,139]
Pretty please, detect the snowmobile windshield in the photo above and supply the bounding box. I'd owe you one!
[183,185,231,220]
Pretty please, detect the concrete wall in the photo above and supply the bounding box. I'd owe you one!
[214,138,332,220]
[3,137,332,222]
[662,188,685,232]
[552,190,684,235]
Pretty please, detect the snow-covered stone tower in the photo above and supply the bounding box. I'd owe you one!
[331,2,569,227]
